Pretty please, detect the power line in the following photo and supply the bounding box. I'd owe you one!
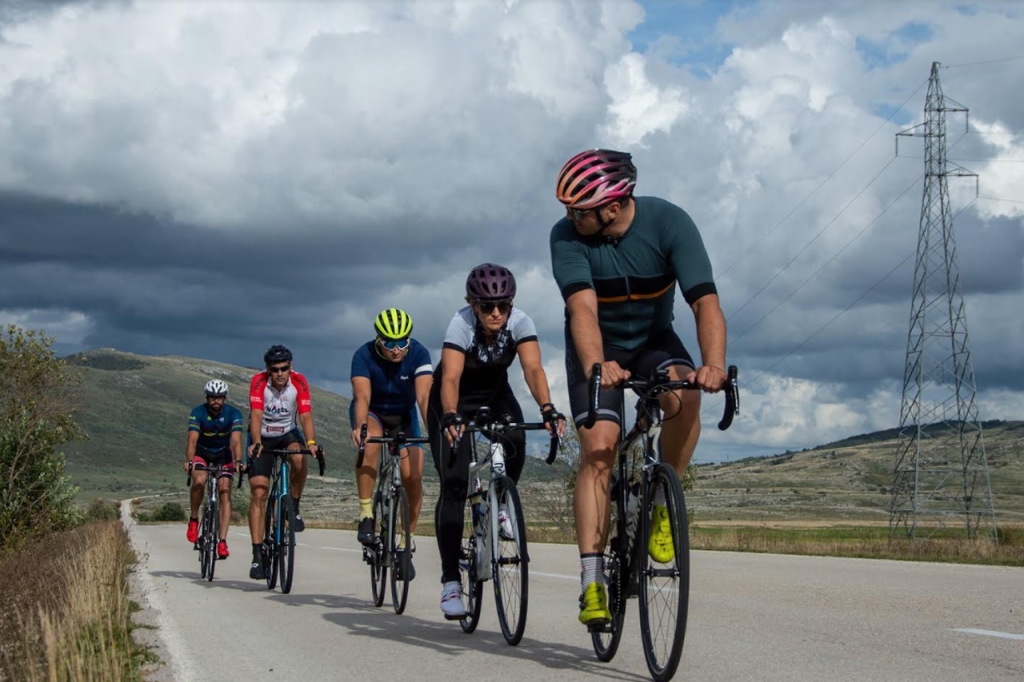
[726,155,901,323]
[979,195,1024,204]
[715,78,929,277]
[943,54,1024,69]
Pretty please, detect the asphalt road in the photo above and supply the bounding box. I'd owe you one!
[124,511,1023,682]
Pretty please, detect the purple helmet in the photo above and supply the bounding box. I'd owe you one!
[466,263,516,301]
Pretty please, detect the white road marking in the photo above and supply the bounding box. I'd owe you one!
[954,628,1024,641]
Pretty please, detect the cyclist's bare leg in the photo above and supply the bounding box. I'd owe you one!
[248,477,269,544]
[574,420,621,555]
[288,443,308,499]
[217,475,232,540]
[400,445,424,536]
[659,364,701,476]
[189,470,207,519]
[356,420,383,502]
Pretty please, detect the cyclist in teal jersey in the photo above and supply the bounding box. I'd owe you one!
[550,149,729,627]
[184,379,245,559]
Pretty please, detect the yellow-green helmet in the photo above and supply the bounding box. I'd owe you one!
[374,308,413,340]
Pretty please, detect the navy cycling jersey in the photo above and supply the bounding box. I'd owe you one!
[351,339,433,415]
[188,403,244,453]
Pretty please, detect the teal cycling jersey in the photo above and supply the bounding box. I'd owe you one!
[188,403,244,453]
[550,196,716,351]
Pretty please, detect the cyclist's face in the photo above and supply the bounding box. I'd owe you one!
[567,202,617,235]
[472,298,511,332]
[267,363,291,388]
[376,337,410,363]
[206,394,226,412]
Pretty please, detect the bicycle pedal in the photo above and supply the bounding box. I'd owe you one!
[586,620,612,633]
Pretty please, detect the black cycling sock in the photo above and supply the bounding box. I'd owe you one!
[252,543,261,559]
[293,496,301,513]
[190,517,198,522]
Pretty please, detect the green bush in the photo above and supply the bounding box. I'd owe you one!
[147,502,186,523]
[86,498,119,522]
[0,326,85,552]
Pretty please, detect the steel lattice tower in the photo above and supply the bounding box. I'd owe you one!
[889,62,996,540]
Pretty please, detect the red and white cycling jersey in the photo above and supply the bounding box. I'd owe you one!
[249,371,312,438]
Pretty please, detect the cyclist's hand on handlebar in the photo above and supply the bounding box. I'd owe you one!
[351,426,364,449]
[685,364,728,393]
[541,404,566,438]
[591,360,630,389]
[183,460,192,473]
[440,411,464,445]
[248,442,261,458]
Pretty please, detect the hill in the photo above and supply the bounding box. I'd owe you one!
[61,348,561,503]
[689,421,1024,524]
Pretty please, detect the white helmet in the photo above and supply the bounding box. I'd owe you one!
[204,379,229,396]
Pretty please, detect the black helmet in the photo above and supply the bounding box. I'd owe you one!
[264,345,293,365]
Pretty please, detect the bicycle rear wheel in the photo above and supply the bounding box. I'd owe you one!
[264,495,278,590]
[199,502,211,580]
[491,476,528,645]
[458,535,484,634]
[389,486,412,614]
[638,463,690,682]
[591,502,628,662]
[206,499,219,582]
[279,494,296,594]
[370,490,387,607]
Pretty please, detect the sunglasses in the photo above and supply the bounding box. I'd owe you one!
[207,394,227,400]
[474,300,513,315]
[566,206,591,222]
[379,337,411,351]
[268,364,291,374]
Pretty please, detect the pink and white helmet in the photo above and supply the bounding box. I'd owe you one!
[556,149,637,210]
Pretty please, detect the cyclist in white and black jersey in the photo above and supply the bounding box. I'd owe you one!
[428,263,565,620]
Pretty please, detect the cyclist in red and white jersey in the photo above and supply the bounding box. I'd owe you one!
[245,344,326,580]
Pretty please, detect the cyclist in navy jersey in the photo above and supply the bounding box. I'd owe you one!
[184,379,244,559]
[428,263,565,620]
[350,308,433,578]
[551,149,729,627]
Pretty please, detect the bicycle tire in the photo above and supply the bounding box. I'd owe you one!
[199,501,211,580]
[591,500,628,662]
[638,463,690,682]
[264,495,278,590]
[370,491,387,607]
[206,497,219,582]
[491,476,528,645]
[389,486,412,614]
[458,515,484,633]
[279,494,296,594]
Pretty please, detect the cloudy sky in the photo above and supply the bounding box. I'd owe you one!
[2,0,1022,461]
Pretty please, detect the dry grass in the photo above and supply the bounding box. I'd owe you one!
[0,521,150,682]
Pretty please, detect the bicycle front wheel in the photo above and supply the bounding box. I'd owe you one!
[199,502,211,580]
[370,491,387,607]
[389,486,412,614]
[638,463,690,682]
[490,476,528,645]
[264,495,278,590]
[279,494,296,594]
[206,499,219,582]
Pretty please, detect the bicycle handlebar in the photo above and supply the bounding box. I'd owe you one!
[185,461,239,488]
[251,443,326,476]
[584,363,740,431]
[356,423,429,468]
[446,405,560,469]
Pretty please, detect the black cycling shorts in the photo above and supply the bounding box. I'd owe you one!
[247,430,302,480]
[565,326,694,427]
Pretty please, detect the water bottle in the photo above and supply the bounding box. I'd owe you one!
[490,442,506,476]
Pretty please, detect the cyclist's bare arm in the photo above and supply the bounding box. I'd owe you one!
[439,347,465,443]
[351,376,372,447]
[230,431,244,468]
[298,411,317,450]
[415,373,432,430]
[689,293,728,392]
[185,430,199,473]
[515,340,565,437]
[566,288,629,387]
[248,409,263,455]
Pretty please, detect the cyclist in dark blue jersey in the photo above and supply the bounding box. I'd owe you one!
[551,149,729,627]
[184,379,244,559]
[350,308,433,573]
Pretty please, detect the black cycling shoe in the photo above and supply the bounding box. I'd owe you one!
[357,517,374,545]
[294,513,305,532]
[395,551,416,581]
[249,560,266,580]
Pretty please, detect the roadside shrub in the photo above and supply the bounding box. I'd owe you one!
[146,502,186,522]
[85,498,119,522]
[0,326,85,552]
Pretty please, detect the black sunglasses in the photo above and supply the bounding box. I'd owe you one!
[567,206,591,222]
[475,300,513,315]
[268,364,291,374]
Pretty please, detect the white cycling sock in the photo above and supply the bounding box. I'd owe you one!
[580,553,604,589]
[652,483,667,508]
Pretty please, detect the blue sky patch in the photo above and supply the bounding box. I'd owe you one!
[629,0,754,77]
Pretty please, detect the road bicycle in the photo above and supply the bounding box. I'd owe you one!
[187,461,238,582]
[357,424,430,614]
[451,406,560,645]
[584,363,739,681]
[251,444,324,594]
